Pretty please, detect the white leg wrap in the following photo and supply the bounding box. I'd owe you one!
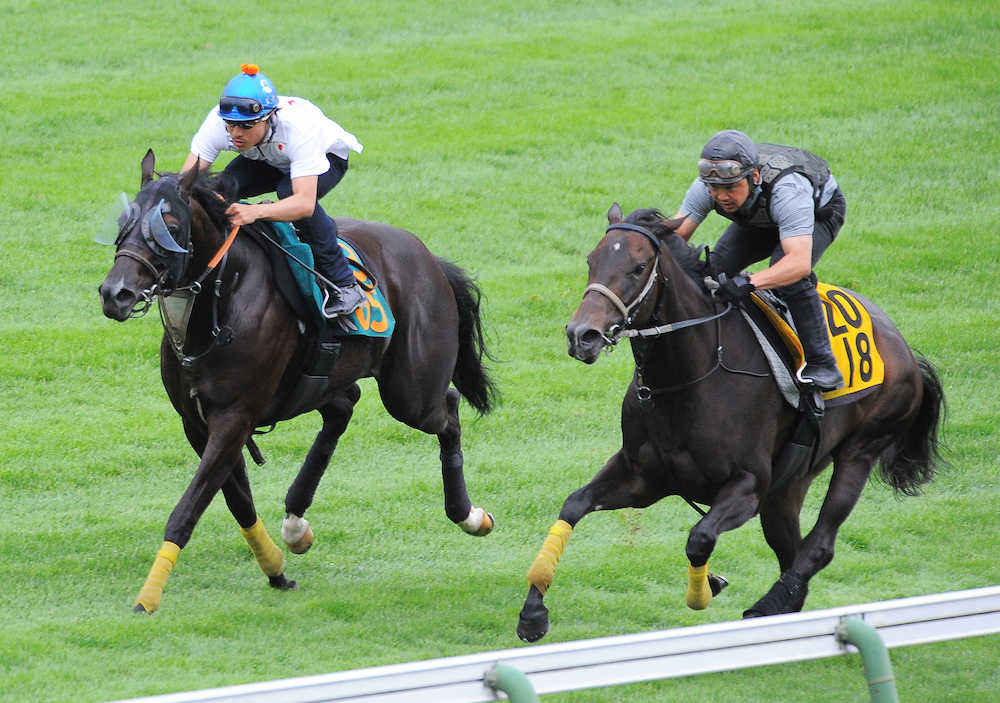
[281,514,310,544]
[459,506,486,534]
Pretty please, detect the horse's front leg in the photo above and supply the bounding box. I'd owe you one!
[517,448,666,642]
[438,388,494,536]
[281,384,361,554]
[220,454,297,591]
[684,469,761,610]
[133,413,254,613]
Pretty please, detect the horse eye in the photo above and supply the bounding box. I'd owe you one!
[630,262,647,277]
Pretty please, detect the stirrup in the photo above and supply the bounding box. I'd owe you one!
[321,282,365,319]
[795,363,844,392]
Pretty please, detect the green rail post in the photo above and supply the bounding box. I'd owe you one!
[836,616,900,703]
[484,662,540,703]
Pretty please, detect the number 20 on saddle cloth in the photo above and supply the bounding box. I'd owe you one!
[750,282,885,406]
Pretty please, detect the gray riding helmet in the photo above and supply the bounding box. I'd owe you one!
[698,130,759,184]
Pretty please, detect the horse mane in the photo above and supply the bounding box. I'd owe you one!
[623,208,710,283]
[182,169,239,232]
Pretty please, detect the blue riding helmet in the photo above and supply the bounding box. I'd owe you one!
[218,63,278,122]
[698,130,759,185]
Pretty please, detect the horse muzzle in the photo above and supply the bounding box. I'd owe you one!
[99,267,148,321]
[566,319,613,364]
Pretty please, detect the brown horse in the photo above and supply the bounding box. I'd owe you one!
[99,150,497,613]
[517,204,944,642]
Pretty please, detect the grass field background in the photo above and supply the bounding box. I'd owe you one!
[2,1,998,701]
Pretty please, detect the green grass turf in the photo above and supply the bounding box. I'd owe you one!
[1,1,998,701]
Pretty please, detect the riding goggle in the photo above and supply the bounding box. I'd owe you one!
[219,95,264,117]
[224,117,266,129]
[697,158,751,182]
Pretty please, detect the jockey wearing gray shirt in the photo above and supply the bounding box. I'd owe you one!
[671,130,847,391]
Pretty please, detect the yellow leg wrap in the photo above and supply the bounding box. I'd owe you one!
[134,541,180,613]
[240,516,285,577]
[526,520,573,595]
[686,562,712,610]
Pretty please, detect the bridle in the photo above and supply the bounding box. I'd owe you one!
[583,223,733,347]
[112,177,247,367]
[113,178,197,316]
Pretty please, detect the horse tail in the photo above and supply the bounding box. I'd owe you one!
[438,258,498,415]
[877,355,946,496]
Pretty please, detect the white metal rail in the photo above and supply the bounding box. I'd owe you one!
[109,586,1000,703]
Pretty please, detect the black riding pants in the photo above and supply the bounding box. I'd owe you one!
[222,153,353,286]
[710,188,846,296]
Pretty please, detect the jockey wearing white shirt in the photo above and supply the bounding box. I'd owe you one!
[182,64,365,318]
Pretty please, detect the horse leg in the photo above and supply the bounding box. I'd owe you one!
[281,384,362,554]
[745,451,872,617]
[438,387,494,536]
[684,470,761,610]
[133,412,254,613]
[217,455,297,591]
[758,476,813,574]
[517,448,668,642]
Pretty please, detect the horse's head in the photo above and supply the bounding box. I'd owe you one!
[566,203,693,363]
[99,150,200,320]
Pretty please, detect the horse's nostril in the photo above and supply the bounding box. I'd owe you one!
[115,289,134,303]
[579,329,603,347]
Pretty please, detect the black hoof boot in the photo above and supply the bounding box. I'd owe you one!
[708,572,729,597]
[268,573,298,590]
[743,572,808,618]
[517,598,550,642]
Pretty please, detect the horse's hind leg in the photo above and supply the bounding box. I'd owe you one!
[439,387,493,536]
[517,448,668,642]
[759,477,813,574]
[282,383,361,554]
[745,450,873,617]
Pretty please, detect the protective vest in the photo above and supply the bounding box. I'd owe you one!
[714,143,832,229]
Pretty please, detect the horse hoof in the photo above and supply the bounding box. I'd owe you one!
[708,573,729,597]
[286,525,314,554]
[517,601,550,642]
[132,603,151,614]
[460,508,495,537]
[268,573,298,590]
[473,511,495,537]
[516,616,550,643]
[282,515,313,554]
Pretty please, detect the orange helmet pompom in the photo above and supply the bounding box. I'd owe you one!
[240,63,260,76]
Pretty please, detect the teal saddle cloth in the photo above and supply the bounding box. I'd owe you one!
[266,221,394,338]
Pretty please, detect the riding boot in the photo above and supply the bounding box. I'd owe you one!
[320,276,365,318]
[785,287,844,391]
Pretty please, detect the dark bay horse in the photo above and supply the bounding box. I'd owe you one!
[99,150,497,613]
[516,203,944,642]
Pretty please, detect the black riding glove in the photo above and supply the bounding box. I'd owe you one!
[716,273,756,303]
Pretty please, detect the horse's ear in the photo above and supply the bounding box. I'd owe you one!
[607,202,623,225]
[140,149,156,185]
[662,216,685,234]
[179,162,199,199]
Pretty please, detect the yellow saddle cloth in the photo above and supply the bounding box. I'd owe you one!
[749,282,885,405]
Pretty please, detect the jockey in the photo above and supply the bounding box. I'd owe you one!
[671,129,846,391]
[182,63,365,318]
